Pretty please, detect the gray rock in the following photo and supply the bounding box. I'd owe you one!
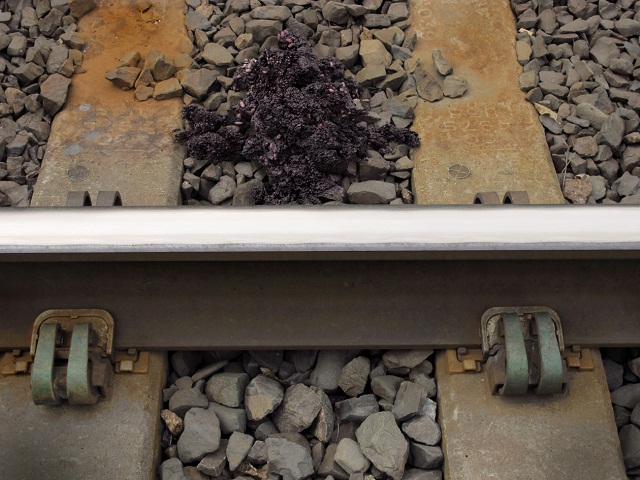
[244,374,285,421]
[177,407,221,463]
[208,401,247,434]
[252,6,291,21]
[442,75,468,98]
[519,70,537,91]
[419,397,438,421]
[620,424,640,469]
[7,35,27,57]
[515,40,532,65]
[185,10,210,31]
[402,468,442,480]
[336,394,379,422]
[410,444,443,469]
[347,181,396,204]
[119,50,141,68]
[322,2,349,24]
[611,384,640,409]
[310,350,354,392]
[382,95,415,119]
[208,175,236,204]
[197,440,228,476]
[587,175,607,202]
[414,65,443,102]
[232,179,260,205]
[335,438,370,475]
[15,63,45,86]
[142,50,176,82]
[615,19,640,37]
[205,372,250,408]
[273,384,322,433]
[432,49,452,76]
[191,360,229,383]
[154,78,183,100]
[599,113,625,149]
[590,37,619,68]
[169,386,209,418]
[68,0,96,18]
[383,350,433,369]
[40,73,70,116]
[318,443,349,479]
[355,63,387,87]
[159,458,188,480]
[616,405,632,429]
[363,14,390,28]
[371,375,403,402]
[387,3,409,23]
[358,150,389,182]
[202,43,234,67]
[47,44,69,74]
[335,44,359,69]
[255,421,278,441]
[338,356,370,397]
[576,103,608,130]
[559,18,589,33]
[356,411,409,480]
[359,39,392,68]
[0,182,29,207]
[227,431,254,471]
[266,437,314,480]
[245,19,283,43]
[393,381,424,422]
[310,387,334,443]
[617,172,640,197]
[247,440,267,465]
[105,67,141,90]
[402,415,441,446]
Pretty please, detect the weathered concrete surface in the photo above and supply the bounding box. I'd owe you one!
[32,0,187,206]
[409,0,564,205]
[436,350,626,479]
[0,352,167,479]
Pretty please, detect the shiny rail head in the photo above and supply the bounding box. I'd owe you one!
[0,205,640,260]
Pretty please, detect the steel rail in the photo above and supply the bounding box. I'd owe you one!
[1,206,639,350]
[0,206,639,259]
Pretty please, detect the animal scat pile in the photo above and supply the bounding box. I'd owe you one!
[177,29,419,205]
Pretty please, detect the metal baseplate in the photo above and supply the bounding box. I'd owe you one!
[447,307,594,395]
[0,309,148,405]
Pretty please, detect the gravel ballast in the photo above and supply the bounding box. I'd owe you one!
[603,348,640,479]
[0,0,84,207]
[511,0,640,204]
[159,349,442,480]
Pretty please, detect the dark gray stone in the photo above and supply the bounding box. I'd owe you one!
[169,386,209,418]
[159,458,188,480]
[402,415,441,446]
[356,412,409,480]
[347,180,396,204]
[197,440,228,476]
[338,356,370,397]
[410,443,443,469]
[310,350,354,392]
[620,424,640,469]
[393,381,424,422]
[227,431,254,471]
[205,372,250,407]
[273,384,322,433]
[371,375,403,402]
[310,387,334,443]
[179,69,217,99]
[335,438,370,475]
[177,407,222,463]
[105,67,141,90]
[336,394,379,423]
[612,384,640,409]
[266,437,314,480]
[244,374,285,421]
[208,401,247,434]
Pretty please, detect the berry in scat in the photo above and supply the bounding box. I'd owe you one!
[177,29,420,205]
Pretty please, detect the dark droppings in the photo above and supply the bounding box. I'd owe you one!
[177,29,419,205]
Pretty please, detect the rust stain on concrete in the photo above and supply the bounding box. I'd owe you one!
[32,0,187,206]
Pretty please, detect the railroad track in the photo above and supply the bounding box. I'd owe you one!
[2,0,640,478]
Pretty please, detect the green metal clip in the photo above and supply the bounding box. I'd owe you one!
[31,323,61,405]
[67,323,99,405]
[534,312,564,395]
[500,313,529,395]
